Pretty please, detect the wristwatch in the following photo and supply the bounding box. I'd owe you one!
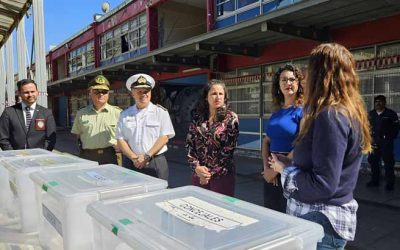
[144,153,152,162]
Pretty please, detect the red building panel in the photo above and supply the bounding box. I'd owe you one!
[333,14,400,48]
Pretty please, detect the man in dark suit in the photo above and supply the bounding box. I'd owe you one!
[0,79,56,150]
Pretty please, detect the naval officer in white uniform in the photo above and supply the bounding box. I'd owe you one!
[116,73,175,180]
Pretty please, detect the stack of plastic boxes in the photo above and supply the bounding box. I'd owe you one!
[0,149,54,227]
[1,153,98,233]
[87,186,324,250]
[30,164,168,250]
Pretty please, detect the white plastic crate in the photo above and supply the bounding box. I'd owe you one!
[0,149,54,227]
[87,186,324,250]
[30,164,168,250]
[1,154,97,233]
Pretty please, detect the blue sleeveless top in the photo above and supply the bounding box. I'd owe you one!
[266,106,303,153]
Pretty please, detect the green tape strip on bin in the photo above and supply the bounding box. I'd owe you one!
[111,219,133,236]
[112,225,119,235]
[222,196,239,203]
[122,170,138,176]
[42,181,59,192]
[119,218,133,225]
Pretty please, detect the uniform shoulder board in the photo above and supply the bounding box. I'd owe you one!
[156,104,167,111]
[113,105,122,111]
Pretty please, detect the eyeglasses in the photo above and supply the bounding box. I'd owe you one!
[93,90,109,95]
[280,77,298,84]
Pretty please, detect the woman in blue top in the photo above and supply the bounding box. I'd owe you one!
[261,64,304,213]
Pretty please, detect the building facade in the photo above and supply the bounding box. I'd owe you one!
[46,0,400,158]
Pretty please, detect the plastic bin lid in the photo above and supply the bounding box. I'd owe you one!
[87,186,324,250]
[30,164,168,199]
[0,148,53,159]
[2,154,97,172]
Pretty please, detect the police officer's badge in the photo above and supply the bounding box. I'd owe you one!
[96,75,106,84]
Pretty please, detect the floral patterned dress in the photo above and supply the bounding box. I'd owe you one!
[186,110,239,177]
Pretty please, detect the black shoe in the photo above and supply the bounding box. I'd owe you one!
[366,181,379,187]
[385,184,394,191]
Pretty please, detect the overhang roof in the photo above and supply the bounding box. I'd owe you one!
[0,0,31,48]
[49,0,400,86]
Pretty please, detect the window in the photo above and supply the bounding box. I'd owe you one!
[68,41,94,74]
[352,47,375,61]
[352,43,400,113]
[238,0,258,8]
[223,67,261,116]
[100,13,147,60]
[377,43,400,58]
[216,0,235,17]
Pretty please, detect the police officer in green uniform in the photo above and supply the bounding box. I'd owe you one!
[71,75,122,164]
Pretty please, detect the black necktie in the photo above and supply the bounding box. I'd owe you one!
[25,106,32,130]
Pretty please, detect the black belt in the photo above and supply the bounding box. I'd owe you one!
[82,147,114,154]
[149,153,164,161]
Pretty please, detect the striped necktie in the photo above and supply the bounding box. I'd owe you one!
[25,106,32,130]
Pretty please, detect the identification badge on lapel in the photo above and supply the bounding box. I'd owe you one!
[35,119,46,131]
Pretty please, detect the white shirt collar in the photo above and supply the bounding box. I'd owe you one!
[22,102,37,111]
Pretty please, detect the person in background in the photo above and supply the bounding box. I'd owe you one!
[367,95,399,191]
[0,79,56,151]
[71,75,121,164]
[262,64,304,213]
[117,73,175,181]
[186,80,239,196]
[270,43,372,249]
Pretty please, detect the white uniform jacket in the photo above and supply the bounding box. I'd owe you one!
[116,102,175,155]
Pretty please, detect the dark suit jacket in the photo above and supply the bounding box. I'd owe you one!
[0,103,56,150]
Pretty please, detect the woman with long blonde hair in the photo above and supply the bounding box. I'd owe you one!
[270,43,371,249]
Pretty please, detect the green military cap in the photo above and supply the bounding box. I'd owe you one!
[89,75,110,90]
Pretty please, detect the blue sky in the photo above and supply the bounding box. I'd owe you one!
[26,0,125,51]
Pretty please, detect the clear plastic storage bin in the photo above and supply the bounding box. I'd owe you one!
[0,149,54,227]
[1,154,97,233]
[87,186,324,250]
[30,164,168,250]
[0,225,42,250]
[0,148,53,159]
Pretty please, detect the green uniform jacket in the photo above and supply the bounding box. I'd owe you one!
[71,103,121,149]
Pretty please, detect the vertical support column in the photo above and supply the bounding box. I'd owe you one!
[5,37,15,106]
[33,0,48,107]
[17,17,28,80]
[93,22,101,68]
[259,66,265,149]
[0,48,6,113]
[207,0,215,31]
[146,7,158,52]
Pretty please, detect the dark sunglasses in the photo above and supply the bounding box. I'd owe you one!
[93,90,109,95]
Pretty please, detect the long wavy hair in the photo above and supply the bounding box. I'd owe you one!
[196,79,229,122]
[271,63,304,111]
[296,43,372,153]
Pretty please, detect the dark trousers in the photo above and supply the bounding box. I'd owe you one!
[122,154,169,181]
[192,173,235,196]
[368,141,395,186]
[80,147,117,165]
[263,174,286,213]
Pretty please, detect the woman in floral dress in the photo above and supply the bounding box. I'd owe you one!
[186,80,239,196]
